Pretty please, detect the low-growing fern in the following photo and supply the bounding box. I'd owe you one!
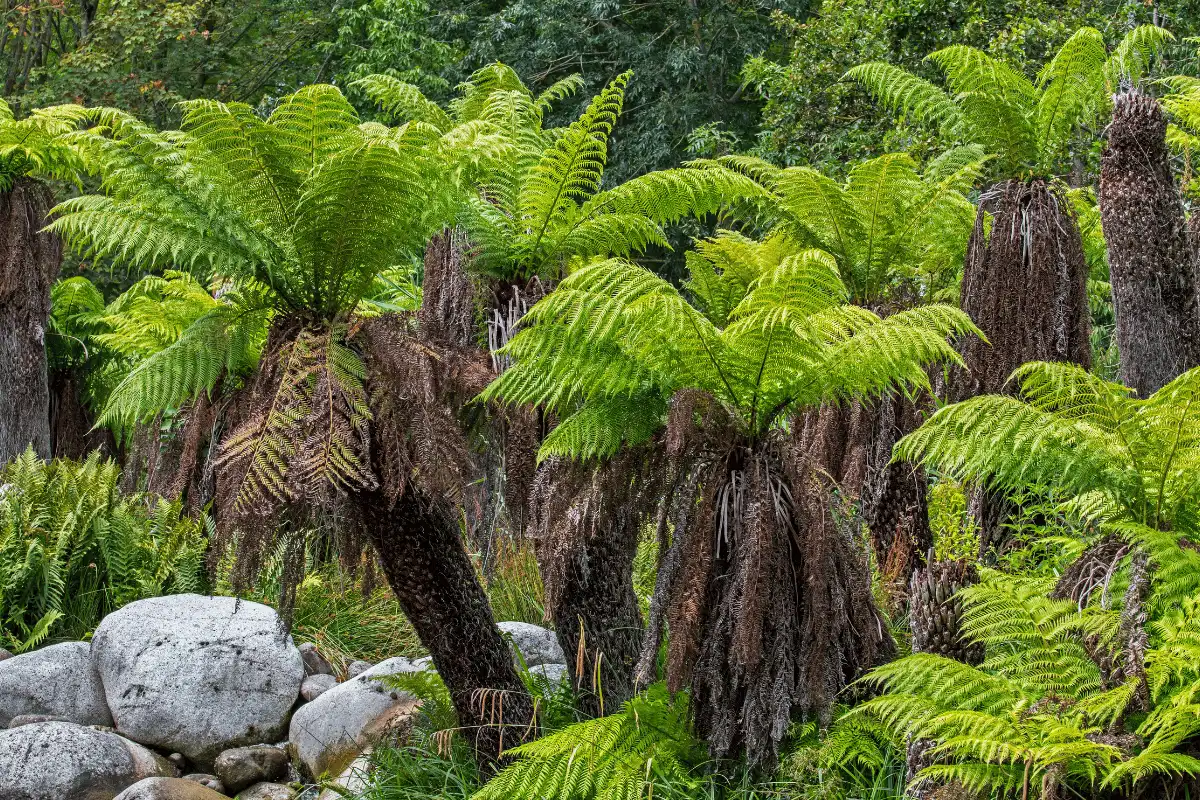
[0,451,208,650]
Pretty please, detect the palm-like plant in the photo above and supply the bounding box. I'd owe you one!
[714,148,985,583]
[896,361,1200,534]
[484,233,979,763]
[47,85,532,765]
[0,100,85,465]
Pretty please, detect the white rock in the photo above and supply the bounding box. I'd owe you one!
[299,673,338,702]
[528,662,570,689]
[114,776,230,800]
[0,721,171,800]
[91,594,304,765]
[497,621,566,667]
[0,641,112,728]
[316,754,372,800]
[288,657,423,779]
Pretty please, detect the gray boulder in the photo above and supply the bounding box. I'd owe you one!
[299,673,337,702]
[114,777,230,800]
[0,641,112,727]
[345,660,371,679]
[497,621,566,667]
[298,643,334,676]
[91,594,304,765]
[0,721,172,800]
[213,743,288,794]
[288,657,424,778]
[529,662,570,689]
[9,714,68,728]
[239,783,293,800]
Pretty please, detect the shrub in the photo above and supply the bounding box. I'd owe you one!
[0,451,207,650]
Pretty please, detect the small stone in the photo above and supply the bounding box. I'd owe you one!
[9,714,67,728]
[300,673,338,702]
[114,776,230,799]
[298,642,334,677]
[239,782,293,800]
[345,660,372,679]
[214,744,288,795]
[183,773,226,793]
[167,753,188,773]
[0,648,11,661]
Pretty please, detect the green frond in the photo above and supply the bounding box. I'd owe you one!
[845,62,965,140]
[355,74,454,130]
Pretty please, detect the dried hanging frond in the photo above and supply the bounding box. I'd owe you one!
[1052,535,1130,608]
[860,391,933,593]
[358,313,484,503]
[794,401,870,493]
[419,228,480,350]
[953,178,1091,401]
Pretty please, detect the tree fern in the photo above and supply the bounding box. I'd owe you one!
[848,26,1171,178]
[0,100,86,188]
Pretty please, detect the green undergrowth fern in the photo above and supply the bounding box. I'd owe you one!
[474,683,703,800]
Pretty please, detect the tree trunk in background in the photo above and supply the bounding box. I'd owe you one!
[860,391,933,601]
[529,453,660,718]
[1100,90,1200,398]
[48,370,113,460]
[952,179,1091,559]
[358,485,534,767]
[905,560,983,799]
[0,179,61,464]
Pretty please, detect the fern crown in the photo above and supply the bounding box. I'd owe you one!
[847,26,1171,178]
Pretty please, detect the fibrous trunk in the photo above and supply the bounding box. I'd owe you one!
[905,559,983,799]
[665,441,893,766]
[358,485,534,767]
[529,451,662,717]
[48,370,112,460]
[953,178,1091,558]
[0,178,61,464]
[861,391,933,600]
[1100,90,1200,398]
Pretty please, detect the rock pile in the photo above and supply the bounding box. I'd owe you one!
[0,594,568,799]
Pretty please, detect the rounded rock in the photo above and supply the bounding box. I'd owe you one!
[0,641,113,728]
[239,782,294,800]
[298,643,334,677]
[344,660,372,679]
[497,621,566,667]
[299,673,338,702]
[91,594,304,765]
[0,721,172,800]
[213,743,288,795]
[114,776,231,799]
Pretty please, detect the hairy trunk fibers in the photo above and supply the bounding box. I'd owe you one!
[1100,91,1200,398]
[48,370,112,460]
[861,392,932,601]
[0,179,61,464]
[358,485,534,767]
[164,386,220,506]
[954,179,1091,558]
[530,453,662,717]
[669,444,893,766]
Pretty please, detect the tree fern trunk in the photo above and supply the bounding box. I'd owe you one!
[953,179,1091,558]
[357,484,534,767]
[48,369,112,460]
[0,178,61,464]
[1100,90,1200,398]
[861,391,932,596]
